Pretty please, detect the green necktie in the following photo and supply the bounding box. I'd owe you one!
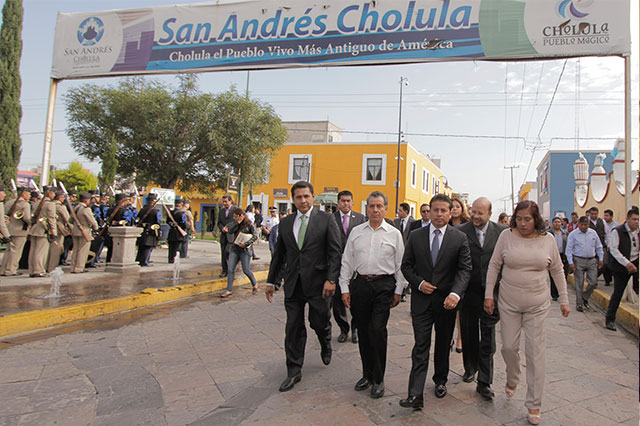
[298,215,307,250]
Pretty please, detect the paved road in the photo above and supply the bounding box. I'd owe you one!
[0,282,636,425]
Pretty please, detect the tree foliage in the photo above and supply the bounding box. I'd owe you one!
[98,136,119,193]
[0,0,23,187]
[64,75,287,192]
[52,161,98,193]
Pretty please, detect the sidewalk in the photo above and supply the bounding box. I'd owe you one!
[0,280,636,425]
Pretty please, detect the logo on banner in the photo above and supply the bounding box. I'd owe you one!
[557,0,592,20]
[77,17,105,46]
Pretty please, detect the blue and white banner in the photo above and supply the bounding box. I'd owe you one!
[51,0,630,79]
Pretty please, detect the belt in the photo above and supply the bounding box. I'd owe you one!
[356,273,392,281]
[573,255,596,259]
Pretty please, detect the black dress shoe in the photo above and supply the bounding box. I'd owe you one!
[605,322,617,331]
[278,374,301,392]
[401,294,407,302]
[399,395,424,409]
[354,377,371,391]
[583,299,591,309]
[435,383,447,398]
[321,347,332,365]
[476,382,495,399]
[29,273,47,278]
[370,382,384,398]
[576,305,584,312]
[455,347,463,354]
[337,332,348,343]
[351,330,358,343]
[218,272,228,278]
[462,372,475,383]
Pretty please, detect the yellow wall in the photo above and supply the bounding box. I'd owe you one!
[252,142,449,220]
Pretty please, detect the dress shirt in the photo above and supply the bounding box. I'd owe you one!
[604,220,620,247]
[475,221,489,248]
[552,230,564,254]
[293,206,313,244]
[609,223,639,266]
[400,217,406,231]
[420,219,430,228]
[339,220,407,295]
[424,224,460,301]
[340,211,350,228]
[566,227,604,264]
[263,215,279,232]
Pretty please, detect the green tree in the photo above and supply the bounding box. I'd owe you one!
[98,136,119,193]
[64,75,287,192]
[52,161,98,193]
[0,0,23,187]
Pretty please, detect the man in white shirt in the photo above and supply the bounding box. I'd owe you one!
[340,191,405,399]
[261,207,279,237]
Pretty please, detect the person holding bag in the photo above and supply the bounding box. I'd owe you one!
[221,207,259,297]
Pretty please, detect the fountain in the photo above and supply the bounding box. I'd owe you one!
[172,257,181,283]
[45,267,64,298]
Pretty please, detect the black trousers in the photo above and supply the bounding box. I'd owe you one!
[350,275,395,384]
[605,259,639,323]
[284,277,332,377]
[331,285,355,335]
[550,254,568,299]
[459,289,500,385]
[408,300,457,396]
[168,241,180,263]
[136,245,153,266]
[220,239,229,274]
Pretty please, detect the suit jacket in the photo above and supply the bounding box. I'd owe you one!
[28,199,57,237]
[267,208,342,299]
[409,219,429,233]
[217,205,235,245]
[333,210,366,249]
[457,221,507,296]
[393,216,415,243]
[4,198,31,237]
[589,218,606,247]
[401,224,472,315]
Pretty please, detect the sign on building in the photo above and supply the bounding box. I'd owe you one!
[227,173,240,193]
[273,188,288,198]
[150,188,176,208]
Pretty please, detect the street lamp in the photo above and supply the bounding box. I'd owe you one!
[395,76,408,216]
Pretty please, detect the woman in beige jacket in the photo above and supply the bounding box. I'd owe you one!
[484,201,570,425]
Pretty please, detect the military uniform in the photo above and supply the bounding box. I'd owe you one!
[168,204,188,263]
[71,195,99,273]
[136,195,161,266]
[0,192,31,275]
[104,194,129,263]
[28,194,57,277]
[47,195,72,272]
[0,188,10,242]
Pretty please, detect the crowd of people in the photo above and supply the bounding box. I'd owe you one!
[250,180,638,426]
[0,185,197,276]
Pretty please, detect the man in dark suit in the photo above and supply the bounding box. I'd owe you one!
[266,181,342,392]
[409,203,430,233]
[588,206,610,286]
[393,202,414,243]
[332,190,366,343]
[399,194,472,408]
[216,195,234,278]
[456,197,507,399]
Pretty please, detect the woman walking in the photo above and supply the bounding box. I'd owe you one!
[220,208,259,298]
[484,201,570,425]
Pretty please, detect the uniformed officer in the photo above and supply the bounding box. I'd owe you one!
[179,200,195,258]
[0,187,31,276]
[136,194,161,267]
[104,193,129,263]
[28,186,57,277]
[61,190,78,265]
[71,193,99,273]
[126,193,139,225]
[0,185,10,243]
[47,190,72,272]
[168,199,188,263]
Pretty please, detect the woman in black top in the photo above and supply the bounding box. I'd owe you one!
[221,207,258,298]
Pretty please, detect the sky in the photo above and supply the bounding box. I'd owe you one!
[14,0,640,216]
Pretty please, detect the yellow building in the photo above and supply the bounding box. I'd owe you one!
[250,123,452,220]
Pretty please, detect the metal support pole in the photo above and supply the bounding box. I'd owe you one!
[40,78,59,189]
[624,56,632,211]
[504,165,520,213]
[394,77,407,215]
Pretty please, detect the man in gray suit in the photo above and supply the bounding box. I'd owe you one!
[266,181,342,393]
[332,190,366,343]
[394,202,414,243]
[457,197,507,399]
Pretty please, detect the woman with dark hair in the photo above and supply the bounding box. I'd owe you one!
[483,201,570,425]
[498,212,509,226]
[449,197,470,226]
[220,207,259,298]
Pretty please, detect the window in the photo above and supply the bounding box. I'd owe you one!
[422,168,429,193]
[288,154,312,184]
[436,179,440,194]
[432,176,436,194]
[409,204,416,217]
[411,161,417,188]
[362,154,387,185]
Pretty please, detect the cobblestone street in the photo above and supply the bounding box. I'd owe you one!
[0,279,637,426]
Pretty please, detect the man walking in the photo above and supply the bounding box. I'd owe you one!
[399,194,471,408]
[28,187,57,278]
[566,216,604,312]
[71,193,99,274]
[217,195,234,277]
[47,190,71,273]
[0,187,30,276]
[393,202,414,243]
[457,197,507,399]
[339,191,405,398]
[604,207,639,331]
[602,209,619,286]
[549,217,569,301]
[265,181,342,393]
[332,190,366,344]
[409,203,430,232]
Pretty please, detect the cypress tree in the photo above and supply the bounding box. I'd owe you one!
[0,0,23,187]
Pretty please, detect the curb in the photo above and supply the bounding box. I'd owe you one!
[568,275,639,335]
[0,270,269,339]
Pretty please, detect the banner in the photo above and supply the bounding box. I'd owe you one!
[51,0,630,79]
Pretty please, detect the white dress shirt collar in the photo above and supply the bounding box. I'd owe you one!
[295,206,313,221]
[340,210,351,219]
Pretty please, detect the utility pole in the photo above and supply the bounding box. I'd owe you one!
[394,76,408,215]
[504,165,520,213]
